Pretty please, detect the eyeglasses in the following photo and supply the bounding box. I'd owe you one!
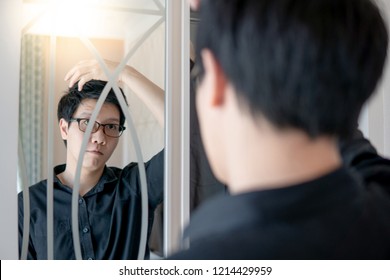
[69,118,126,138]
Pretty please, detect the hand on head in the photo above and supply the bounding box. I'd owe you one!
[64,59,121,91]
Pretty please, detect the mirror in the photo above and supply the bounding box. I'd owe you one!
[18,0,165,259]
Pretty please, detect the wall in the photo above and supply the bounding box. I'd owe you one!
[122,23,165,164]
[0,0,21,260]
[359,0,390,158]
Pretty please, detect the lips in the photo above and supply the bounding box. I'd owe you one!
[87,150,103,155]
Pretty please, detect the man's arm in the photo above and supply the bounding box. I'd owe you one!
[144,149,165,209]
[65,59,165,128]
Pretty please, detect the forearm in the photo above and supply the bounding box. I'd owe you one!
[121,66,165,128]
[65,59,165,128]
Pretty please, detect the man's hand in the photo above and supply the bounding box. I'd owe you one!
[64,59,122,91]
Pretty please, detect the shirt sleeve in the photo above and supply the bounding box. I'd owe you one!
[339,129,390,191]
[18,192,37,260]
[144,149,164,209]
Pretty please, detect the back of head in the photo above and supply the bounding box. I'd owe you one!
[196,0,388,138]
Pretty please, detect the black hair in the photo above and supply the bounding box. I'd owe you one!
[196,0,388,138]
[57,79,128,126]
[57,80,128,146]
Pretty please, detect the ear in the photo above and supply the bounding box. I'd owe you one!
[59,118,69,140]
[200,49,228,107]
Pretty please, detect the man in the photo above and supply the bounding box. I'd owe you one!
[18,62,164,259]
[170,0,390,259]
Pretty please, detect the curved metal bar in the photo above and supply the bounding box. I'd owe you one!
[70,80,113,259]
[70,16,164,260]
[20,4,49,36]
[46,34,56,260]
[153,0,164,12]
[100,7,164,16]
[80,38,150,260]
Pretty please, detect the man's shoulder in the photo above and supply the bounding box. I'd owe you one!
[18,179,48,200]
[112,149,164,175]
[25,179,48,191]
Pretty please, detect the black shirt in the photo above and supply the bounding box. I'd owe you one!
[18,150,164,260]
[170,133,390,259]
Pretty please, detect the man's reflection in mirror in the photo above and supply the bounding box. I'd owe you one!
[18,61,164,260]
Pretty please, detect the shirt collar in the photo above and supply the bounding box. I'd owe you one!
[53,164,118,194]
[185,167,363,241]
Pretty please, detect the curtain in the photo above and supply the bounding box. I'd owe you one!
[18,34,46,192]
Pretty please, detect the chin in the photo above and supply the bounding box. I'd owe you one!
[83,160,104,172]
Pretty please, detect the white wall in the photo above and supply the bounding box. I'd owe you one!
[0,0,21,260]
[360,0,390,158]
[122,23,165,164]
[379,0,390,157]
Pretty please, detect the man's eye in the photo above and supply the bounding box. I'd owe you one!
[82,119,89,125]
[107,124,119,131]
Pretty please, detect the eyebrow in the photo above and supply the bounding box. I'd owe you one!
[76,113,120,124]
[103,118,121,123]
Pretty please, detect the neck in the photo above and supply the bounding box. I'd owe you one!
[58,164,104,197]
[224,123,341,194]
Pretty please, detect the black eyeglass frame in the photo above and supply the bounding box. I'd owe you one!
[69,118,126,138]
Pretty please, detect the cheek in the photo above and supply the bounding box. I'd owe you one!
[66,130,83,152]
[106,140,119,156]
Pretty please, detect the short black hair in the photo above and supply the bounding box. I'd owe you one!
[196,0,388,138]
[57,80,128,146]
[57,80,128,126]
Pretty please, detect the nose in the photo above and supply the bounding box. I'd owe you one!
[91,126,106,145]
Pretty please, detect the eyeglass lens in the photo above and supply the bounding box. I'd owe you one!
[78,119,123,137]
